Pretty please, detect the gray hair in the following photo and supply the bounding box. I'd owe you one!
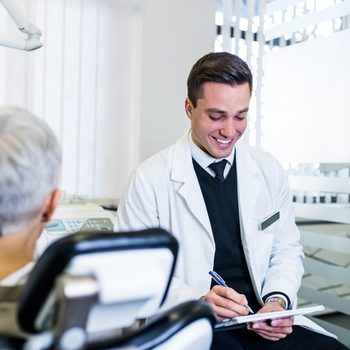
[0,107,62,235]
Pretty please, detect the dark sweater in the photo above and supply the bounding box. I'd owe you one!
[193,157,260,311]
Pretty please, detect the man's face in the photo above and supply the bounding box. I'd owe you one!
[185,82,251,159]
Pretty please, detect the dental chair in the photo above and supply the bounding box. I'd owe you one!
[13,228,215,350]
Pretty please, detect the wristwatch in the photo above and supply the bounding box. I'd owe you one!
[265,296,287,310]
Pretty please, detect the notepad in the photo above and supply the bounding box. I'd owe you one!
[215,305,325,331]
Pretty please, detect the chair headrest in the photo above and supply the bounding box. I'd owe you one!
[17,228,178,333]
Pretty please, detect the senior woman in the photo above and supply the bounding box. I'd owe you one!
[0,106,61,285]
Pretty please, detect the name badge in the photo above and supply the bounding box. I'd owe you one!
[260,212,280,230]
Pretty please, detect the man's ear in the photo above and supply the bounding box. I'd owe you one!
[185,98,193,119]
[41,189,60,223]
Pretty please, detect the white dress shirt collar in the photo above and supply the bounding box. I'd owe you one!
[188,131,235,178]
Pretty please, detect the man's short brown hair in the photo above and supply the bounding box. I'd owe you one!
[187,52,252,107]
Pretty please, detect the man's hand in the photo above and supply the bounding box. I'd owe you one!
[247,302,293,341]
[200,285,249,320]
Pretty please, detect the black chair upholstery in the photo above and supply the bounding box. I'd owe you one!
[7,228,215,350]
[0,335,25,350]
[18,229,178,335]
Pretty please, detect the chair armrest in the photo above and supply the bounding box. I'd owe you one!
[87,300,216,349]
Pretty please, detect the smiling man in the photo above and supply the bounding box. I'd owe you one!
[116,52,347,350]
[185,81,249,159]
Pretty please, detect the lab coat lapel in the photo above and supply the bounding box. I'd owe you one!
[236,142,261,252]
[171,135,214,242]
[236,142,262,292]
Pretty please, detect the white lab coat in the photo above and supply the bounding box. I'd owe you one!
[116,133,334,337]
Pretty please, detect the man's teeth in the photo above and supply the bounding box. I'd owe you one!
[216,138,231,144]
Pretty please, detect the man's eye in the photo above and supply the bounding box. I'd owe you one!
[209,114,224,120]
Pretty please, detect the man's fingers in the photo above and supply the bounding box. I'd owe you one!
[247,305,294,341]
[201,286,249,318]
[247,320,293,341]
[270,317,293,327]
[252,320,292,329]
[255,328,288,338]
[204,295,248,318]
[254,331,284,341]
[217,286,249,305]
[212,285,249,312]
[214,305,244,320]
[252,322,292,333]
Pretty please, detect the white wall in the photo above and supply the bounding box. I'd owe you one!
[0,0,216,198]
[262,28,350,163]
[140,0,216,160]
[0,0,143,199]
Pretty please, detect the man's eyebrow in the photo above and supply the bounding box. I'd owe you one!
[205,108,227,114]
[236,107,249,114]
[205,107,249,115]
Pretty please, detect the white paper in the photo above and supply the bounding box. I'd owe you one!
[215,305,325,329]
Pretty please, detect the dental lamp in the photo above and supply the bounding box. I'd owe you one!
[0,0,42,51]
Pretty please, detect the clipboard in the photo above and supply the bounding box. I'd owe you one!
[214,305,325,332]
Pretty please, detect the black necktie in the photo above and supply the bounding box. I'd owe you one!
[209,159,227,182]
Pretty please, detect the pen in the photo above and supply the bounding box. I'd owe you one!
[209,270,254,314]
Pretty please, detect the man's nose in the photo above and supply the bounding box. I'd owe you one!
[220,118,236,137]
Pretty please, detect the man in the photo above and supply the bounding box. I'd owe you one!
[0,107,61,285]
[115,53,347,349]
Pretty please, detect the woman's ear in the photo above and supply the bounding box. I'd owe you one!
[41,189,61,223]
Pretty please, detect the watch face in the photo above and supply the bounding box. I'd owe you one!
[267,297,286,309]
